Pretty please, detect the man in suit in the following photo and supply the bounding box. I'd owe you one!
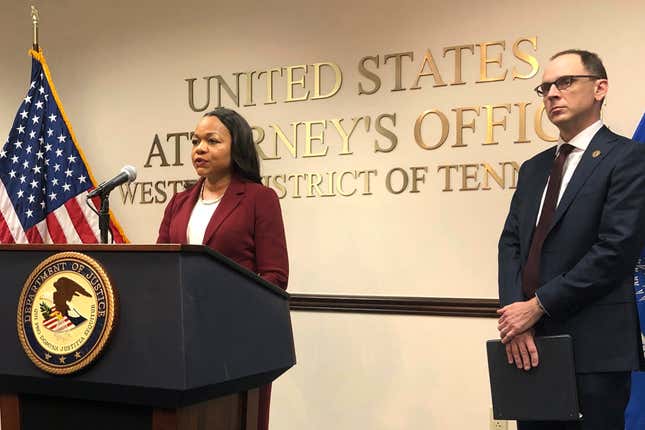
[497,49,645,429]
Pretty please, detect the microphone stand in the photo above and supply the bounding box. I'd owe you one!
[88,167,137,243]
[98,192,110,244]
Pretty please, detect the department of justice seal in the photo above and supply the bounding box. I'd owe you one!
[17,252,117,374]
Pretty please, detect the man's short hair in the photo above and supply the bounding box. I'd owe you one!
[551,49,608,79]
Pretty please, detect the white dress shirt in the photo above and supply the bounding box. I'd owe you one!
[535,120,603,223]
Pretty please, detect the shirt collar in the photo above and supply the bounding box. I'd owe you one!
[557,120,603,152]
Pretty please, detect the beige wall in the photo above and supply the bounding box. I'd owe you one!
[1,0,644,428]
[276,312,502,429]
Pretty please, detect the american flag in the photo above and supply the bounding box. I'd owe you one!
[0,50,127,243]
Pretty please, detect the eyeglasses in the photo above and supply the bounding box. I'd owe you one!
[534,75,602,97]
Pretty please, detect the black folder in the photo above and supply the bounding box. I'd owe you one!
[486,334,581,421]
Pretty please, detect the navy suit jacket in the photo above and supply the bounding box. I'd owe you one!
[157,175,289,289]
[499,126,645,373]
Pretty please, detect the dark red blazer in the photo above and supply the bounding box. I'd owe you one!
[157,175,289,289]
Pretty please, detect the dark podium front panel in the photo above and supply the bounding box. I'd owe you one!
[0,244,296,430]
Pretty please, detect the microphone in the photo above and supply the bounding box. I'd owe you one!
[87,165,137,198]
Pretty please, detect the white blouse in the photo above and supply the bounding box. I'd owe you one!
[186,198,220,244]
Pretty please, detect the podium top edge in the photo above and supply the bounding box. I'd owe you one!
[0,244,289,299]
[0,244,180,252]
[0,243,187,252]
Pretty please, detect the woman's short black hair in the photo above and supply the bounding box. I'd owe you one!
[203,107,261,183]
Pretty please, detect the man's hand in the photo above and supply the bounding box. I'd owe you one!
[497,297,544,343]
[505,330,539,370]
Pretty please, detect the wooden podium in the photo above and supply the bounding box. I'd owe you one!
[0,244,295,430]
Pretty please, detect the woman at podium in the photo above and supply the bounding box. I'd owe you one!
[157,107,289,430]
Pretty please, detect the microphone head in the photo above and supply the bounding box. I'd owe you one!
[120,165,137,182]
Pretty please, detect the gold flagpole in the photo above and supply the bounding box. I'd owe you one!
[31,5,40,51]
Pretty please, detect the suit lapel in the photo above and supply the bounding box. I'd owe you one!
[520,147,556,248]
[202,177,246,245]
[549,126,619,230]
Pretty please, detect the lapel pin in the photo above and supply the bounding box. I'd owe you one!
[592,150,601,158]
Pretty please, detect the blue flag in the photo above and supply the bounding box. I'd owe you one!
[625,112,645,430]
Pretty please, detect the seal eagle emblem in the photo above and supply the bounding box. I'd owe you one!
[17,252,117,374]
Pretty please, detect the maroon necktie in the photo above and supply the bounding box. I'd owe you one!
[522,143,575,298]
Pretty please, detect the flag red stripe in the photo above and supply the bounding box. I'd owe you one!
[65,198,98,243]
[45,212,67,243]
[0,211,15,243]
[25,226,44,243]
[110,224,126,243]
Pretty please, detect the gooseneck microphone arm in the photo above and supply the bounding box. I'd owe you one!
[87,165,137,198]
